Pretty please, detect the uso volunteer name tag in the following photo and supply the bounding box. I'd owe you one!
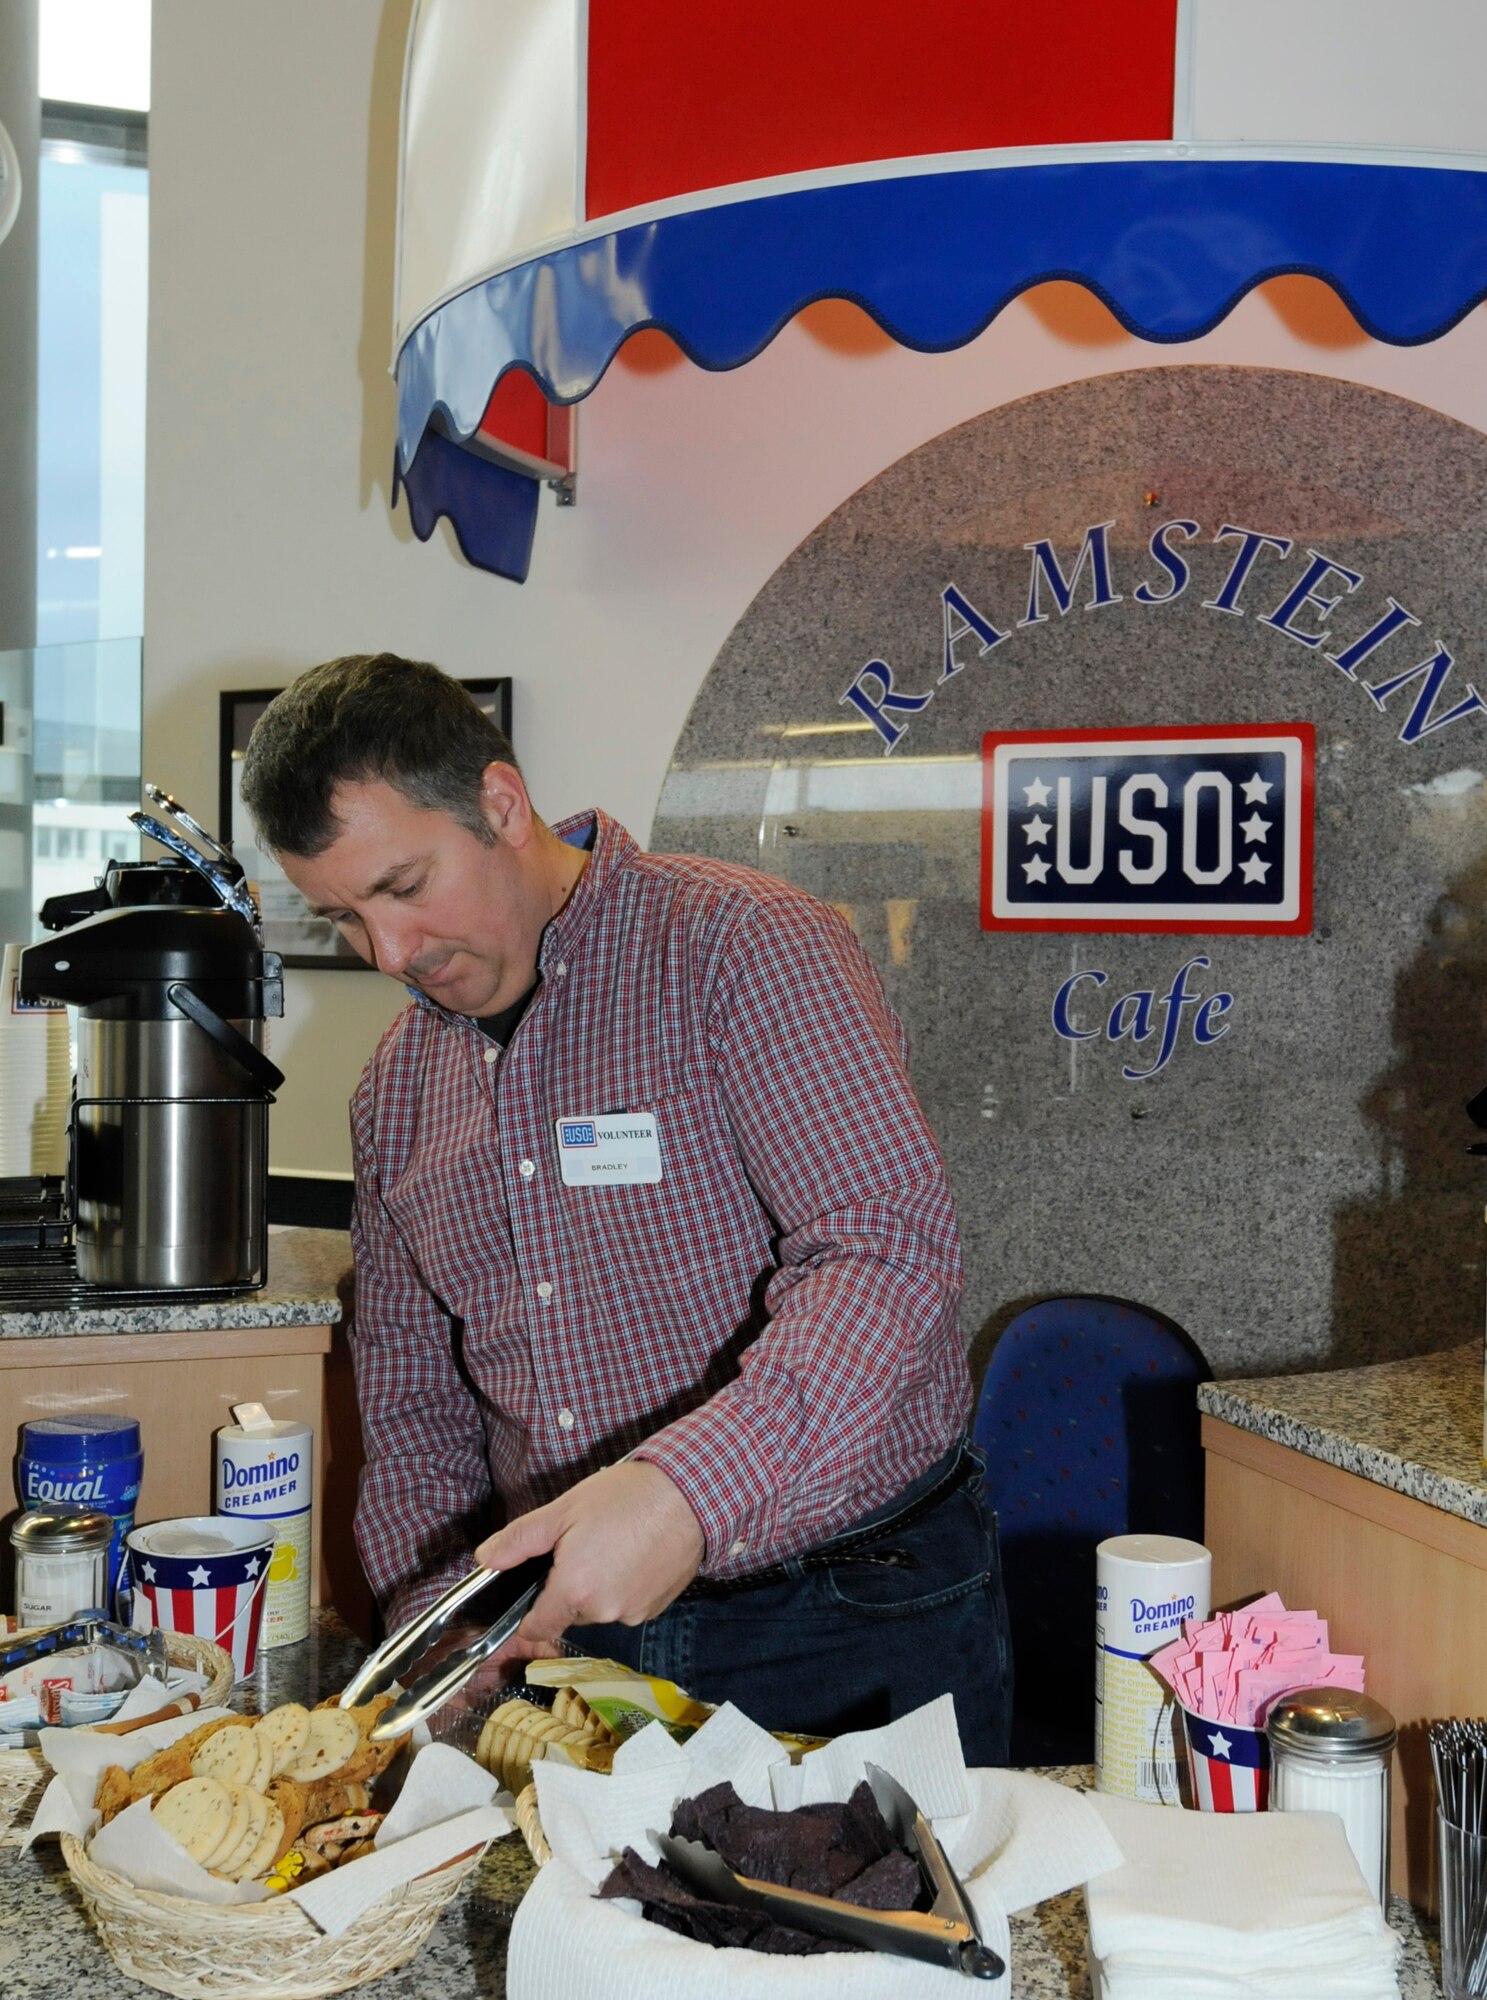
[554,1114,663,1185]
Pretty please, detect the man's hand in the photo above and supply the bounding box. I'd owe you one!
[474,1460,705,1664]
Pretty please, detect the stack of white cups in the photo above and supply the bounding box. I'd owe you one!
[0,943,69,1176]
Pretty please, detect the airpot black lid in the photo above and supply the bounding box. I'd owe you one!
[18,904,271,1013]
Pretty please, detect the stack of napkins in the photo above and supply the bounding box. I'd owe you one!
[1086,1796,1401,1999]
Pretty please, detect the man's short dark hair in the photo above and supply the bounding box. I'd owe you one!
[239,653,519,858]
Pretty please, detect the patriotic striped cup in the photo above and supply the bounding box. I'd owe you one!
[123,1515,275,1681]
[1180,1707,1271,1811]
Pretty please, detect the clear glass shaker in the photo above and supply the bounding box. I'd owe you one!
[1267,1687,1397,1908]
[10,1506,114,1627]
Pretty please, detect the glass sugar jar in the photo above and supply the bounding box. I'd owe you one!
[11,1507,114,1628]
[1267,1686,1397,1908]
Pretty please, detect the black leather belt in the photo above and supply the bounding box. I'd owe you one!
[680,1440,980,1600]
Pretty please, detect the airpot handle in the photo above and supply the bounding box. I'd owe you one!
[166,982,285,1095]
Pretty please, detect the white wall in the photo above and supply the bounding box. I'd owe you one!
[145,0,1487,1172]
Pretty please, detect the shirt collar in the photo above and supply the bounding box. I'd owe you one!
[404,807,635,1018]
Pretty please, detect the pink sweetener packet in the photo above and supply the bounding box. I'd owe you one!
[1146,1633,1188,1693]
[1235,1656,1366,1728]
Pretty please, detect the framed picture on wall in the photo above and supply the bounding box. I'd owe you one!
[218,677,514,969]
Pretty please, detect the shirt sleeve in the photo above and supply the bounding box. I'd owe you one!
[349,1057,495,1629]
[632,895,969,1569]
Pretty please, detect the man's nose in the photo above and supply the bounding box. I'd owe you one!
[364,911,422,979]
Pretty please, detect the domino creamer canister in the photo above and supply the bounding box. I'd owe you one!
[1095,1533,1211,1802]
[214,1401,311,1646]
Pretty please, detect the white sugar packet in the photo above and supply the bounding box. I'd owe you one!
[509,1697,1122,2000]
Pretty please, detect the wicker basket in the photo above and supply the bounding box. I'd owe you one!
[0,1629,234,1843]
[61,1830,485,2000]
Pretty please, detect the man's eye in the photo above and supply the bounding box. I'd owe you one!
[391,880,424,900]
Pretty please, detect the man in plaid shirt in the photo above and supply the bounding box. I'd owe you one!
[243,654,1010,1761]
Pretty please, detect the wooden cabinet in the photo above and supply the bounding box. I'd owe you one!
[1204,1412,1487,1907]
[1,1322,332,1606]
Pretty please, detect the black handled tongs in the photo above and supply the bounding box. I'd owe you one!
[656,1764,1004,1981]
[339,1554,554,1743]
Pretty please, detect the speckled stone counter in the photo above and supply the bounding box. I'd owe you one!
[0,1225,348,1339]
[1198,1342,1487,1528]
[0,1614,1444,1998]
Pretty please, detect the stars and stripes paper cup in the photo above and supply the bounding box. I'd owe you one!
[1180,1707,1271,1811]
[123,1515,274,1681]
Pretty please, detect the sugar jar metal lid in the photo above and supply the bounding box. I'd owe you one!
[1266,1687,1397,1759]
[9,1506,114,1552]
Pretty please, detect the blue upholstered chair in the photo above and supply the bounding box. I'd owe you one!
[974,1296,1210,1765]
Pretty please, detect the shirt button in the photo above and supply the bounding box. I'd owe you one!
[483,1047,499,1065]
[557,1408,576,1430]
[518,1159,536,1178]
[728,1539,748,1557]
[536,1281,553,1299]
[553,961,567,977]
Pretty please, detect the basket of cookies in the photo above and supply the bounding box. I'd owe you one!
[34,1692,509,2000]
[0,1626,233,1841]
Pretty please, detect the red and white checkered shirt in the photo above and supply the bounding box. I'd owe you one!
[349,809,970,1628]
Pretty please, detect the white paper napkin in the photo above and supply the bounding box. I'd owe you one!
[1084,1794,1401,1996]
[508,1697,1120,2000]
[288,1745,510,1937]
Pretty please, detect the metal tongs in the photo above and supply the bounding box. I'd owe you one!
[0,1614,169,1683]
[340,1553,554,1742]
[656,1764,1005,1981]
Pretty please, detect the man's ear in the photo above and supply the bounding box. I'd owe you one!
[479,761,534,846]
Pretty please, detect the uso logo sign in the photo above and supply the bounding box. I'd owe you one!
[980,725,1314,934]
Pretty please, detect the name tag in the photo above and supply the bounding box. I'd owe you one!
[554,1113,663,1186]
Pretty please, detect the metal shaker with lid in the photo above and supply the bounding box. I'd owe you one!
[18,786,284,1290]
[1267,1687,1397,1907]
[11,1507,114,1626]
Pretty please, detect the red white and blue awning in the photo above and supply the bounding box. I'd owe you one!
[392,0,1487,581]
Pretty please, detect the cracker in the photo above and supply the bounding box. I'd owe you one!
[154,1777,234,1866]
[200,1785,254,1873]
[191,1727,258,1788]
[255,1703,310,1778]
[285,1706,359,1783]
[267,1775,309,1854]
[237,1799,286,1882]
[212,1789,270,1882]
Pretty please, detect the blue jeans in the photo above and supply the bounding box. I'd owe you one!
[574,1441,1013,1767]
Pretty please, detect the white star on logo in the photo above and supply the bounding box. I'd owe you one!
[187,1565,212,1587]
[1023,776,1052,808]
[244,1556,261,1576]
[1240,773,1273,804]
[1023,814,1051,846]
[1239,854,1271,884]
[141,1561,156,1582]
[1238,812,1271,844]
[1022,855,1051,884]
[1208,1730,1233,1760]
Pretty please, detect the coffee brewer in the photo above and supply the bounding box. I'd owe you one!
[19,787,284,1289]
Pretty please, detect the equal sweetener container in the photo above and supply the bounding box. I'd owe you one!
[1095,1533,1211,1803]
[214,1402,312,1646]
[18,1414,142,1616]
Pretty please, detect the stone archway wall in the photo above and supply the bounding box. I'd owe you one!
[653,367,1487,1376]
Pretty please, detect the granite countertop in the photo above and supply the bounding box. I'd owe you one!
[0,1226,350,1340]
[0,1612,1445,1998]
[1198,1342,1487,1530]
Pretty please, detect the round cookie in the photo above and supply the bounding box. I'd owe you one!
[192,1726,259,1788]
[285,1706,359,1783]
[255,1703,311,1778]
[235,1798,286,1883]
[213,1788,270,1882]
[154,1777,234,1866]
[200,1785,255,1873]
